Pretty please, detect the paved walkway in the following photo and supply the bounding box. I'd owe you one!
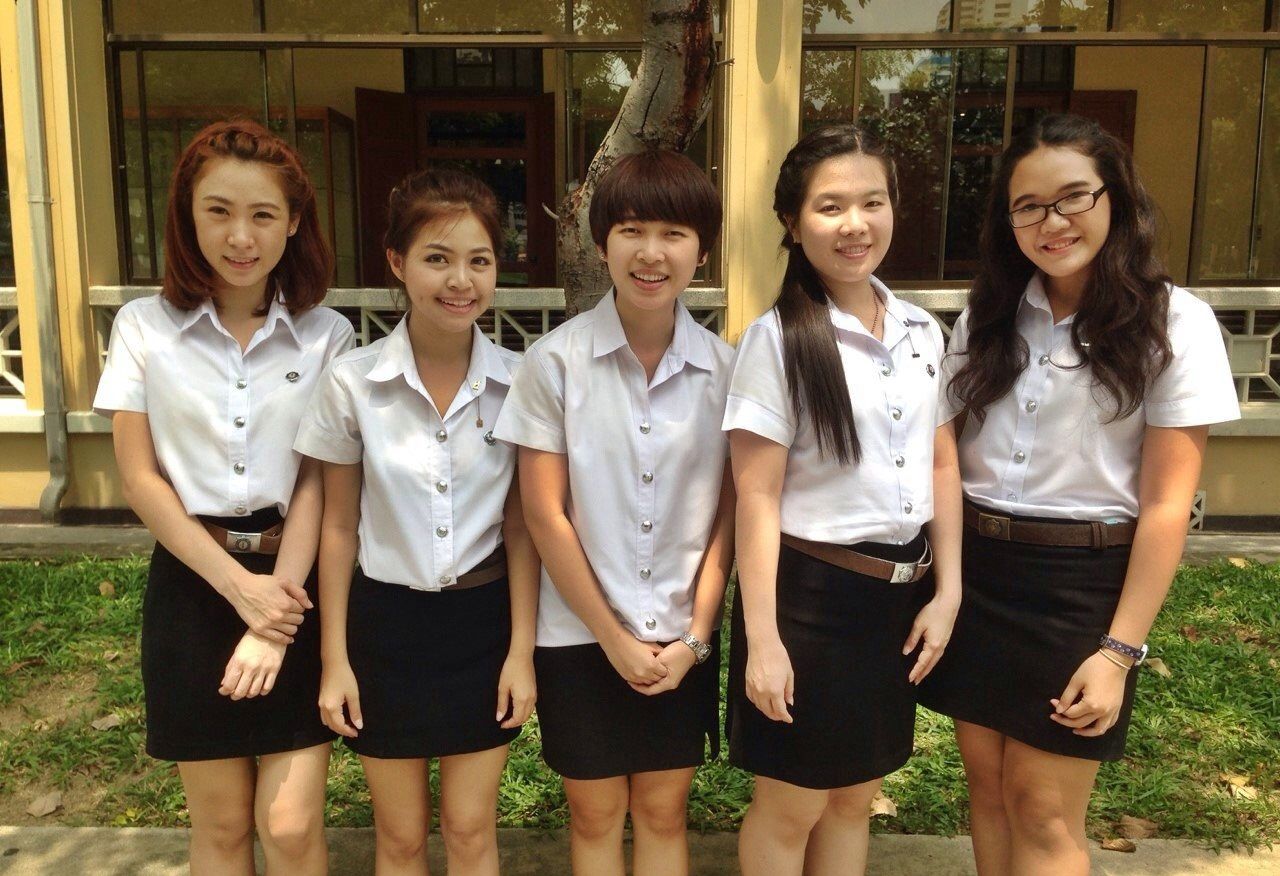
[1,827,1277,875]
[1,524,1278,563]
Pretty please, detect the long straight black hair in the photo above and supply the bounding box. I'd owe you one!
[772,125,898,465]
[949,114,1171,424]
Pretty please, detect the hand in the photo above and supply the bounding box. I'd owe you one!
[226,570,312,644]
[630,641,697,696]
[601,630,670,686]
[903,593,960,684]
[1050,650,1130,736]
[219,631,285,699]
[745,637,794,723]
[318,659,363,738]
[496,653,537,729]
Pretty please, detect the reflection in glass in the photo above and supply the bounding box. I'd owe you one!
[433,159,530,284]
[955,0,1108,33]
[418,0,567,35]
[804,0,949,35]
[427,112,527,148]
[573,0,647,38]
[567,52,640,191]
[0,84,12,284]
[266,0,415,33]
[1253,51,1280,279]
[945,48,1008,280]
[1115,0,1265,33]
[802,51,856,134]
[111,0,257,33]
[1196,49,1263,280]
[858,49,953,281]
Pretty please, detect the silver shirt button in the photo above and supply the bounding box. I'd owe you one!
[639,422,651,434]
[1014,450,1026,463]
[285,371,300,382]
[641,520,653,532]
[1007,491,1017,501]
[235,378,248,389]
[1025,400,1038,413]
[904,502,913,514]
[234,505,247,515]
[894,455,905,468]
[639,567,651,580]
[233,416,245,428]
[436,429,448,442]
[881,364,892,377]
[642,471,654,484]
[436,525,449,538]
[438,575,452,586]
[1038,354,1050,366]
[891,408,902,421]
[645,618,657,631]
[436,480,448,493]
[233,462,245,474]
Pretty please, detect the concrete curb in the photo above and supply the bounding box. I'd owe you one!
[0,827,1276,875]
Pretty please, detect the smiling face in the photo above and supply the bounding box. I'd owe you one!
[388,209,497,336]
[789,153,893,303]
[191,158,297,301]
[600,219,705,315]
[1008,145,1112,298]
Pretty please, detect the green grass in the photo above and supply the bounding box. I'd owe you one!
[1,557,1277,848]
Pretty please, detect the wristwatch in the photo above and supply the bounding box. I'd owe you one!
[1099,634,1148,666]
[679,632,712,664]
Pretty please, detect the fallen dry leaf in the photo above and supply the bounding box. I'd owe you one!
[869,792,897,818]
[102,651,120,663]
[26,621,47,634]
[1118,815,1158,839]
[1227,557,1249,569]
[31,718,51,732]
[1101,838,1137,853]
[1181,625,1200,642]
[26,791,62,818]
[1220,772,1250,787]
[98,580,116,598]
[3,657,45,676]
[1144,657,1171,678]
[91,714,123,731]
[1231,785,1260,801]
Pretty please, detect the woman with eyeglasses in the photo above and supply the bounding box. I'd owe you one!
[917,114,1239,876]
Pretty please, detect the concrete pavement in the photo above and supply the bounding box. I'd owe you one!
[1,827,1277,875]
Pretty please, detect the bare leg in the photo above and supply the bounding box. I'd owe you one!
[437,745,510,876]
[563,775,629,876]
[738,776,830,876]
[802,777,882,876]
[178,757,257,876]
[1003,738,1100,876]
[629,768,696,876]
[362,755,432,876]
[955,721,1013,876]
[254,742,331,876]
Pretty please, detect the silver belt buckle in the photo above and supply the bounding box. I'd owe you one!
[226,531,262,553]
[890,561,917,583]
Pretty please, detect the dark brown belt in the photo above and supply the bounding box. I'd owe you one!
[780,534,932,583]
[963,503,1136,549]
[446,550,508,591]
[205,521,284,555]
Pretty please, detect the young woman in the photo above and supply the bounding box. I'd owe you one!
[295,168,538,876]
[724,124,963,876]
[493,149,736,876]
[917,114,1240,876]
[94,120,352,875]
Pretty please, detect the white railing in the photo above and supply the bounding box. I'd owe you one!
[0,288,24,398]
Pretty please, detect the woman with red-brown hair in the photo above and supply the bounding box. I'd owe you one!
[94,119,353,875]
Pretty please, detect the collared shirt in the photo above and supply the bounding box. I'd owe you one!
[493,291,735,648]
[723,276,946,545]
[295,318,520,590]
[93,293,354,517]
[940,276,1241,520]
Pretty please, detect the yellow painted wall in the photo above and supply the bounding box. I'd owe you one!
[0,435,53,507]
[1202,437,1280,517]
[66,434,124,508]
[1074,46,1204,285]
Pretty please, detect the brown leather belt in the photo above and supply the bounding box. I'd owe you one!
[446,550,508,591]
[205,521,285,555]
[963,503,1136,549]
[780,534,933,583]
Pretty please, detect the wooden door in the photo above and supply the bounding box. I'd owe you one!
[355,88,417,286]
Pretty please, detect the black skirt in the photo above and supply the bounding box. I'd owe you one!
[141,508,334,761]
[534,636,721,780]
[726,533,934,790]
[917,509,1137,761]
[344,567,521,759]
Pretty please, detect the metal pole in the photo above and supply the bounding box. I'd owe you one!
[16,0,69,521]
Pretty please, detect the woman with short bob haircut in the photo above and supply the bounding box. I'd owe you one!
[918,114,1239,875]
[95,119,353,874]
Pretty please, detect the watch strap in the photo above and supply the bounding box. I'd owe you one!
[679,632,711,664]
[1099,634,1147,665]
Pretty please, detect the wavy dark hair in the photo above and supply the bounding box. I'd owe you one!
[949,114,1171,424]
[772,124,898,465]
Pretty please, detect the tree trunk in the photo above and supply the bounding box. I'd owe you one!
[556,0,717,316]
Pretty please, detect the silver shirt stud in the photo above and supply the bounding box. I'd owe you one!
[285,371,300,382]
[926,364,936,377]
[484,431,496,446]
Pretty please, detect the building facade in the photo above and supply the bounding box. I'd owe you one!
[2,0,1278,525]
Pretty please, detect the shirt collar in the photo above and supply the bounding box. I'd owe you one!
[366,318,511,391]
[1020,273,1076,326]
[590,289,715,371]
[826,276,927,340]
[178,292,301,346]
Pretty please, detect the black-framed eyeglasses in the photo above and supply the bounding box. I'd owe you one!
[1007,185,1109,228]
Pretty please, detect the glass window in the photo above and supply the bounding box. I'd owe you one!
[1252,50,1280,279]
[567,52,640,191]
[1,81,14,284]
[1115,0,1266,32]
[955,0,1108,33]
[111,0,258,33]
[1195,49,1264,280]
[945,48,1009,279]
[801,51,856,133]
[266,0,415,33]
[804,0,949,34]
[573,0,647,38]
[418,0,568,35]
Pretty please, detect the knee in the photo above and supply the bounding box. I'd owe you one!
[375,816,428,864]
[195,810,255,855]
[1004,783,1072,847]
[823,787,875,826]
[964,762,1007,815]
[568,793,628,843]
[749,793,826,843]
[629,793,688,839]
[439,809,496,862]
[260,805,322,860]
